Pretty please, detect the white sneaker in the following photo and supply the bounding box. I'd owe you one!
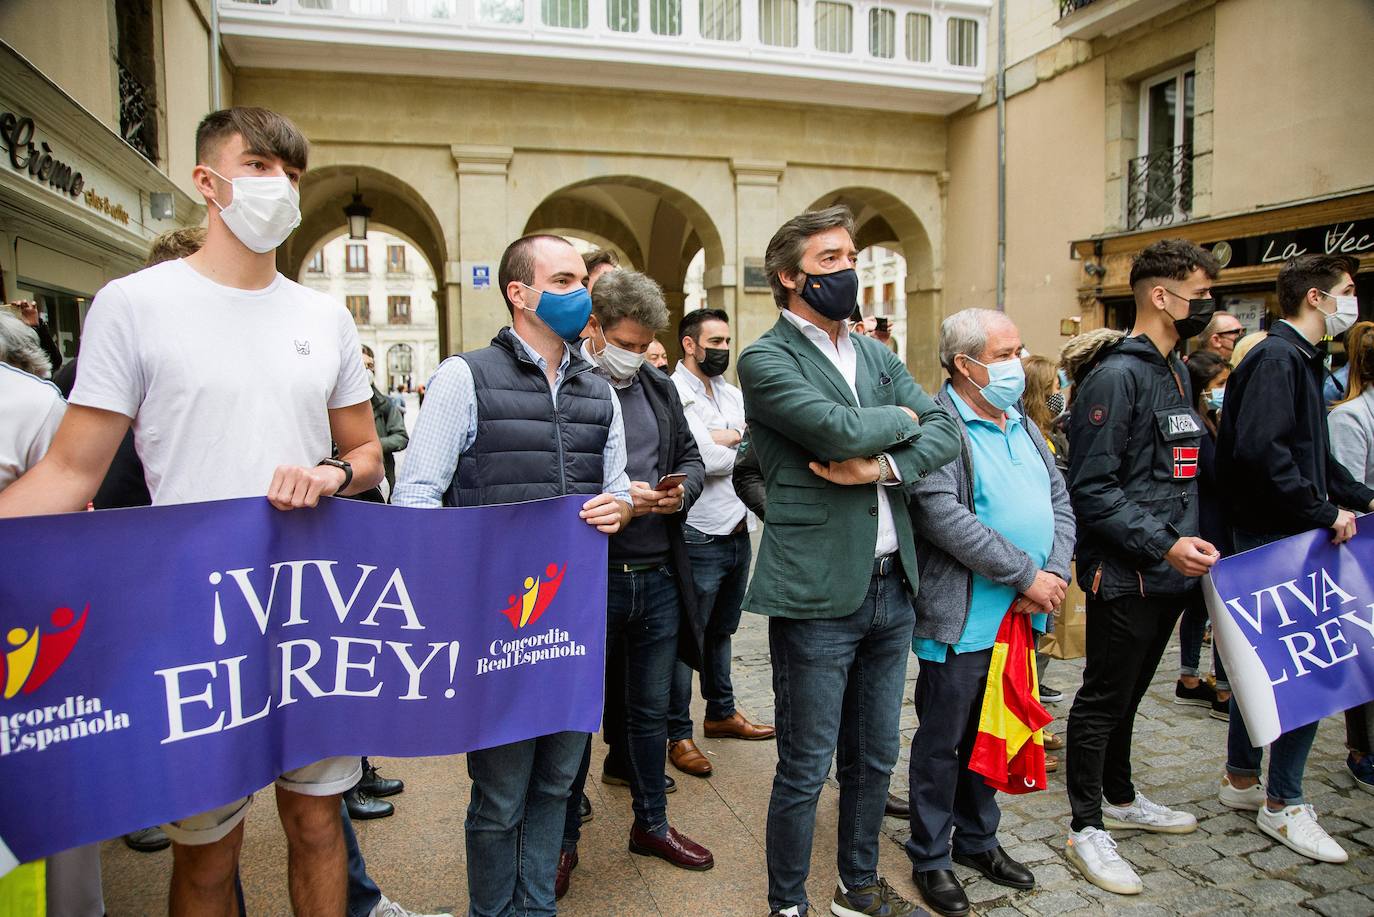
[1065,826,1143,895]
[1102,792,1197,834]
[369,895,454,917]
[1218,774,1267,812]
[1256,804,1349,863]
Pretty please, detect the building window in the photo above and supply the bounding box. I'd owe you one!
[946,17,978,67]
[869,8,895,59]
[346,296,369,324]
[388,343,414,392]
[389,296,412,325]
[542,0,588,28]
[700,0,741,41]
[759,0,797,47]
[882,281,895,306]
[608,0,638,31]
[386,245,407,273]
[478,0,524,22]
[346,244,368,273]
[905,12,931,62]
[306,251,324,273]
[1130,66,1195,229]
[814,1,852,53]
[650,0,682,34]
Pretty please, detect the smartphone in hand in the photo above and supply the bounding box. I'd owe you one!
[654,473,687,491]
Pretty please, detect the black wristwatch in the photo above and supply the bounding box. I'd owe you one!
[317,458,353,493]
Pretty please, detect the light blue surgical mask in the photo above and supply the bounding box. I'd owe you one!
[1205,387,1225,411]
[962,354,1026,412]
[1057,369,1071,391]
[518,282,592,342]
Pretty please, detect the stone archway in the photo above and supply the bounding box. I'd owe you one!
[808,187,940,385]
[523,176,727,361]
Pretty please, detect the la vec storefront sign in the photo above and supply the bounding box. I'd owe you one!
[1210,218,1374,270]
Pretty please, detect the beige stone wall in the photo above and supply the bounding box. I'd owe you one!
[0,2,117,130]
[161,0,212,198]
[1210,0,1374,215]
[232,69,951,362]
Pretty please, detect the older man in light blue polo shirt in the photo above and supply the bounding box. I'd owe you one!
[903,308,1076,917]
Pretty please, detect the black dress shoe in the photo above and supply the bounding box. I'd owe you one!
[358,757,404,798]
[912,868,969,917]
[345,786,394,820]
[579,793,593,824]
[601,767,677,794]
[885,791,910,819]
[953,846,1034,890]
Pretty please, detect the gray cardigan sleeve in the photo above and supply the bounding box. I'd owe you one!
[1329,399,1374,489]
[908,433,1040,594]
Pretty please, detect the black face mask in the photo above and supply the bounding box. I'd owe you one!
[798,268,859,321]
[1164,288,1217,340]
[697,346,730,378]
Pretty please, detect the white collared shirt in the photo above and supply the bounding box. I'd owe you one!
[778,308,899,557]
[672,363,756,535]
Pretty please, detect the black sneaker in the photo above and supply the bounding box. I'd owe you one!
[1209,697,1231,721]
[1174,679,1217,708]
[1039,684,1064,704]
[831,878,924,916]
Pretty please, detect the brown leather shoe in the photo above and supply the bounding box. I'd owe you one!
[703,711,776,741]
[628,823,714,870]
[668,738,713,776]
[554,848,577,900]
[1045,753,1060,773]
[1043,731,1064,751]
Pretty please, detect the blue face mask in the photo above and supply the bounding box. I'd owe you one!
[1205,386,1225,411]
[519,282,592,342]
[799,268,860,322]
[1057,369,1071,391]
[962,354,1027,412]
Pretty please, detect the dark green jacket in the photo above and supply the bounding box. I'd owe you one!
[737,314,961,619]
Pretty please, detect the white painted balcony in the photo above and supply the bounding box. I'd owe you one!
[218,0,990,113]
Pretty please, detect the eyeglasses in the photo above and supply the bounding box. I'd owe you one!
[1216,329,1244,339]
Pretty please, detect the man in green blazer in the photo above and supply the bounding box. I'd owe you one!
[738,206,960,917]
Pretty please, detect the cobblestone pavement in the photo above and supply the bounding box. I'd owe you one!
[728,612,1374,917]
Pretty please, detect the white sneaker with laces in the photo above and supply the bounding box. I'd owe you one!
[369,894,453,917]
[1065,826,1143,895]
[1218,774,1267,811]
[1102,792,1197,834]
[1257,804,1348,863]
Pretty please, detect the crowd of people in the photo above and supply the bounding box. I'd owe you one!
[0,104,1369,917]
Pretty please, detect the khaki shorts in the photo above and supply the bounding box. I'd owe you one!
[161,756,361,846]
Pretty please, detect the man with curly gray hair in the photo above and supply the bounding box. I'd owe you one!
[0,310,54,379]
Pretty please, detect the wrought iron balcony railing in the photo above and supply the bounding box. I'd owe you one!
[1126,143,1192,230]
[1058,0,1096,16]
[117,61,158,164]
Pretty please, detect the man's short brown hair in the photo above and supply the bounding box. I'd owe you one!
[583,249,619,274]
[1277,254,1360,318]
[764,206,856,308]
[195,107,309,171]
[145,226,206,267]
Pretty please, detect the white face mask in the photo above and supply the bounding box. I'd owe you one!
[1319,289,1359,337]
[207,167,302,254]
[593,335,646,386]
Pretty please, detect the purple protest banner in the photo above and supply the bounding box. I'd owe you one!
[1203,525,1374,747]
[0,494,607,873]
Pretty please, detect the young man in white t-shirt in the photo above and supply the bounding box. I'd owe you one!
[0,107,383,915]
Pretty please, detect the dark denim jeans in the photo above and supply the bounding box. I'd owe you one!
[565,565,681,845]
[765,564,913,914]
[1179,587,1230,690]
[905,647,1001,871]
[669,528,751,739]
[344,800,382,917]
[465,730,587,917]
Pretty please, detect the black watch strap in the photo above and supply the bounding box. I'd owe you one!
[318,458,352,493]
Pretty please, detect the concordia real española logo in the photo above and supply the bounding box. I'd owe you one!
[478,563,587,676]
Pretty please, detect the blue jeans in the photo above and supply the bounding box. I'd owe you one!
[1179,587,1230,691]
[765,563,913,913]
[669,528,751,739]
[344,800,382,917]
[465,730,587,917]
[905,647,1001,871]
[1221,527,1321,806]
[565,565,681,844]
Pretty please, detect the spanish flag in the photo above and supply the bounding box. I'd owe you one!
[968,607,1053,794]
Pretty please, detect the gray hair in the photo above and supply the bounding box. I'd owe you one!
[0,312,52,378]
[939,308,1012,374]
[591,270,670,334]
[765,206,856,308]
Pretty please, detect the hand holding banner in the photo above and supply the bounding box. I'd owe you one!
[0,495,607,874]
[1204,525,1374,747]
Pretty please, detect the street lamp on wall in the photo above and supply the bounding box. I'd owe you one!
[344,178,372,240]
